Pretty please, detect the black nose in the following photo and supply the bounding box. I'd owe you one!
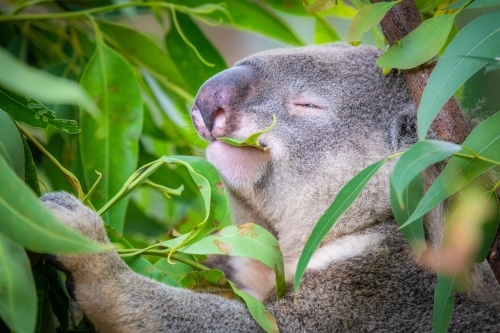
[193,65,257,132]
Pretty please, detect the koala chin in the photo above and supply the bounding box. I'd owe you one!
[43,43,500,332]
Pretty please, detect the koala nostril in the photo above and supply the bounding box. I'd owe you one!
[212,108,226,132]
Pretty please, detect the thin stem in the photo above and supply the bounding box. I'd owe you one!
[117,248,209,271]
[387,151,404,160]
[17,124,85,200]
[462,146,500,166]
[0,2,187,22]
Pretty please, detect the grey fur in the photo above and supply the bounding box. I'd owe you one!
[42,43,500,332]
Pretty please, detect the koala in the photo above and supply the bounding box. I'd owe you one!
[42,43,500,332]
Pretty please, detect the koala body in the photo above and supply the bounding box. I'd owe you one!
[43,43,500,332]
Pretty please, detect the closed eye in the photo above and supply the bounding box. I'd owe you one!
[296,103,319,109]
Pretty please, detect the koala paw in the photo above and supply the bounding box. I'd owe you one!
[41,191,109,244]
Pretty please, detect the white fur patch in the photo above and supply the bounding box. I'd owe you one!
[307,232,384,270]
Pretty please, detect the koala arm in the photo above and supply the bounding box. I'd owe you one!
[42,192,265,332]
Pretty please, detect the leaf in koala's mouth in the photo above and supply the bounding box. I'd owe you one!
[217,115,276,151]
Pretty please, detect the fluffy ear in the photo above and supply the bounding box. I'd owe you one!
[389,107,418,151]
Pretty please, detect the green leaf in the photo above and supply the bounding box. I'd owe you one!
[165,11,227,96]
[294,159,387,293]
[217,115,276,151]
[314,14,341,43]
[0,109,24,179]
[377,14,455,69]
[263,0,357,18]
[228,281,279,333]
[33,263,49,333]
[390,174,426,256]
[154,257,196,281]
[79,43,143,233]
[0,47,96,113]
[20,134,41,196]
[106,225,180,287]
[433,274,456,333]
[0,231,36,333]
[44,265,70,333]
[161,223,285,298]
[99,155,230,256]
[179,269,229,292]
[417,11,500,140]
[400,111,500,229]
[172,0,304,46]
[344,1,400,43]
[303,0,338,13]
[473,190,500,262]
[97,20,187,92]
[391,140,462,207]
[0,88,80,134]
[0,155,107,254]
[445,0,500,9]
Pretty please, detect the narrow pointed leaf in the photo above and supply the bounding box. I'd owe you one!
[400,111,500,229]
[0,155,107,253]
[79,43,143,233]
[303,0,337,13]
[417,11,500,140]
[445,0,500,9]
[390,174,426,256]
[433,274,456,333]
[0,231,36,333]
[229,281,279,333]
[377,14,455,69]
[345,1,400,43]
[218,115,276,150]
[21,134,40,196]
[314,14,341,43]
[295,159,387,293]
[0,47,96,113]
[0,88,80,133]
[391,140,462,206]
[0,109,24,179]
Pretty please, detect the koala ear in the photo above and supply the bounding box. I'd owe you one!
[389,107,418,151]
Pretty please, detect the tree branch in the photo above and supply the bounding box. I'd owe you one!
[370,0,500,284]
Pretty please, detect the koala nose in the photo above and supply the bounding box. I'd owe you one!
[192,65,257,133]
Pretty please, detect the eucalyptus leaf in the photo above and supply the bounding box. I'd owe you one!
[345,1,400,43]
[0,109,24,179]
[391,140,462,207]
[390,174,426,256]
[433,274,456,333]
[0,155,107,253]
[229,281,279,333]
[0,47,96,113]
[179,269,233,298]
[314,14,341,43]
[0,231,36,333]
[218,115,276,151]
[303,0,338,13]
[445,0,500,9]
[0,88,80,133]
[294,158,387,293]
[262,0,357,18]
[400,111,500,229]
[417,11,500,140]
[21,134,41,196]
[377,14,455,69]
[79,43,143,233]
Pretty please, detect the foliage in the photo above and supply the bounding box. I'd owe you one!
[0,1,499,333]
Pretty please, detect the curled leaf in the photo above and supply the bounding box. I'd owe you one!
[217,115,276,151]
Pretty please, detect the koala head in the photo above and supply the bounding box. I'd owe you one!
[191,43,417,248]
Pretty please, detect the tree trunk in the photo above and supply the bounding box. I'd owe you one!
[369,0,500,284]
